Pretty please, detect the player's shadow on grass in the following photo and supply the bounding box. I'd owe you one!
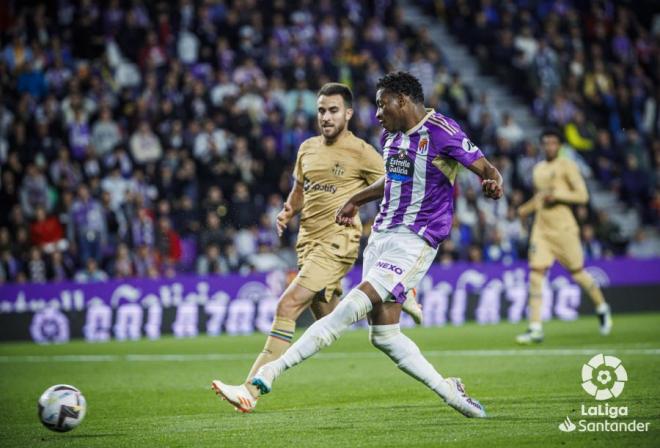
[41,433,124,440]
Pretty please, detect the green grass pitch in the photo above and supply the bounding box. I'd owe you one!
[1,313,659,447]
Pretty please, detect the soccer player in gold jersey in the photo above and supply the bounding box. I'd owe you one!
[211,83,422,412]
[516,129,612,344]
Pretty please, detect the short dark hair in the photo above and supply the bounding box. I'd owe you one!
[540,128,563,142]
[317,83,353,107]
[376,71,424,104]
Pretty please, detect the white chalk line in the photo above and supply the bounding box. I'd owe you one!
[0,348,658,363]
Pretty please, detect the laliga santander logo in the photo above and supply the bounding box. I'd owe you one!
[559,354,649,433]
[581,353,628,400]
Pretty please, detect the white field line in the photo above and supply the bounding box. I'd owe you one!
[0,348,659,363]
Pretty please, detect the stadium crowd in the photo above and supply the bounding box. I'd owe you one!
[0,0,657,284]
[436,1,659,220]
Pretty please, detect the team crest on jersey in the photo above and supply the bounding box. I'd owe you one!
[332,162,345,177]
[417,138,429,155]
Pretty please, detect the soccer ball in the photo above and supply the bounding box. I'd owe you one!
[38,384,87,432]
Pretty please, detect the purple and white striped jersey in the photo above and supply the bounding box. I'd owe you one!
[372,110,484,249]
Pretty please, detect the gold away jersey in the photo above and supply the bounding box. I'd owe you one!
[293,131,384,260]
[524,156,589,270]
[529,157,588,233]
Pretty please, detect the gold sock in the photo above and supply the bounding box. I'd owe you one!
[572,269,605,307]
[528,270,544,327]
[244,316,296,397]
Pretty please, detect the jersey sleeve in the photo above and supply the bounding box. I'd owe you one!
[293,142,306,185]
[361,143,385,185]
[429,116,484,169]
[439,131,484,168]
[554,159,589,204]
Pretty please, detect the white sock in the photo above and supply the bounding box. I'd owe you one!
[596,303,609,314]
[269,288,373,378]
[370,324,450,399]
[529,322,543,332]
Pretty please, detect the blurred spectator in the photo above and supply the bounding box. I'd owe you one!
[438,240,459,266]
[196,244,228,275]
[75,257,109,283]
[229,182,257,229]
[484,229,516,264]
[500,206,526,255]
[581,224,604,260]
[100,191,126,257]
[455,187,481,244]
[29,206,68,253]
[19,164,52,217]
[0,249,22,284]
[223,243,246,273]
[101,166,134,210]
[194,119,231,162]
[69,185,106,263]
[48,250,75,282]
[627,229,660,259]
[234,225,258,258]
[516,141,540,191]
[91,108,122,157]
[50,148,82,192]
[130,121,162,165]
[564,110,596,159]
[247,242,288,272]
[134,244,159,278]
[112,243,135,278]
[594,210,624,254]
[131,208,155,248]
[199,212,229,252]
[25,247,48,283]
[69,109,92,161]
[155,216,182,267]
[496,112,524,146]
[467,244,483,263]
[621,154,651,207]
[173,196,201,236]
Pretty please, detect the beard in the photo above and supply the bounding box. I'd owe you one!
[321,122,345,140]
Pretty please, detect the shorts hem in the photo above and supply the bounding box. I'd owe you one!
[291,277,339,303]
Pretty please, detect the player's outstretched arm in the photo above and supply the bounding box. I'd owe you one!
[276,181,304,236]
[467,157,503,200]
[336,175,386,226]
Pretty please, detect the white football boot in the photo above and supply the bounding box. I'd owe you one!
[211,380,257,413]
[443,377,487,418]
[401,288,423,325]
[515,328,544,344]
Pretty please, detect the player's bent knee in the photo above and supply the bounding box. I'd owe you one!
[276,292,310,320]
[368,324,399,352]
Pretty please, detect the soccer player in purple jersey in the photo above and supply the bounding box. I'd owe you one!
[252,72,503,418]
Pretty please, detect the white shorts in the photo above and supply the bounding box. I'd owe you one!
[362,228,438,303]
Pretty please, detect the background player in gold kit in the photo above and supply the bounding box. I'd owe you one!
[516,129,612,344]
[211,83,421,412]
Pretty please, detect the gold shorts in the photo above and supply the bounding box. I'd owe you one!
[293,238,358,302]
[529,227,584,271]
